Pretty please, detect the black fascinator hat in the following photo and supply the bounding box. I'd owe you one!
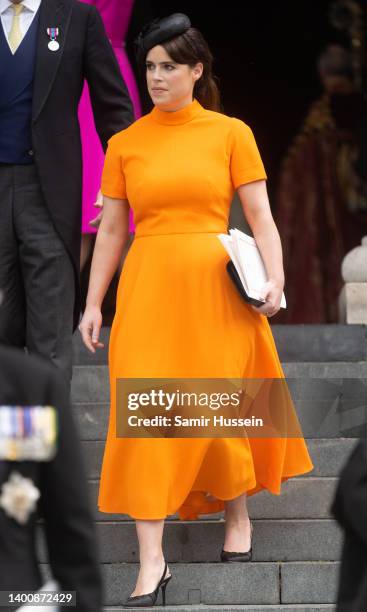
[134,13,191,66]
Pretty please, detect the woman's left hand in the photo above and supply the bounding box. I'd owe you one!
[251,279,283,318]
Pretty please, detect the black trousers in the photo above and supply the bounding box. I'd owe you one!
[0,164,74,382]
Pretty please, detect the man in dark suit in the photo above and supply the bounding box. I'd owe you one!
[0,0,134,381]
[0,343,102,612]
[330,438,367,611]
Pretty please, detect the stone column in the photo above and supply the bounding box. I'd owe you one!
[339,236,367,323]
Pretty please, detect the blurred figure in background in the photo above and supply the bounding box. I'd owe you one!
[330,438,367,611]
[79,0,142,270]
[275,44,367,323]
[0,343,102,612]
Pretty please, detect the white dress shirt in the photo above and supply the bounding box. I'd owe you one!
[0,0,42,54]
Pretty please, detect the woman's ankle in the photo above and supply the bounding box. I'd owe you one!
[139,551,165,568]
[224,514,250,527]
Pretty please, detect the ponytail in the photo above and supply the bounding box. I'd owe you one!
[162,28,221,112]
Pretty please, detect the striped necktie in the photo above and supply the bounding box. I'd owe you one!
[8,3,24,54]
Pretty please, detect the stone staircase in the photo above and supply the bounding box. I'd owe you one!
[68,324,367,611]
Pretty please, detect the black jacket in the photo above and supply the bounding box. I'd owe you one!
[0,346,102,612]
[330,438,367,612]
[31,0,134,328]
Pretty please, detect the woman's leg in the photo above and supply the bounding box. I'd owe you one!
[130,519,171,596]
[223,492,252,552]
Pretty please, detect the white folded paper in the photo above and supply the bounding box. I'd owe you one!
[217,228,286,308]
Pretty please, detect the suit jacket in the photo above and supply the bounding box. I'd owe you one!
[0,346,102,612]
[31,0,134,328]
[330,438,367,612]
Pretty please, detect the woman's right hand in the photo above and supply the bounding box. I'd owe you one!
[79,306,104,353]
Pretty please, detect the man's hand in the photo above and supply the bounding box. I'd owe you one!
[94,189,103,208]
[89,189,104,228]
[89,209,103,228]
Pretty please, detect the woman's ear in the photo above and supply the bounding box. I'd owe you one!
[193,63,204,81]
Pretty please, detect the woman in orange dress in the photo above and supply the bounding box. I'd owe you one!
[79,13,314,608]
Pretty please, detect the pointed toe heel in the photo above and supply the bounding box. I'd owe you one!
[220,520,254,563]
[123,561,172,608]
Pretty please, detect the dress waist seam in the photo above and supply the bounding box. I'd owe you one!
[135,230,226,239]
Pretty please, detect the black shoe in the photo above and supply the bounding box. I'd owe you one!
[220,520,254,562]
[123,561,172,608]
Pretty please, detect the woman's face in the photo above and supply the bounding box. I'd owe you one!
[146,45,203,111]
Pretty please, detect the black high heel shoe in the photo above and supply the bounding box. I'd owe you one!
[123,561,172,608]
[220,520,254,562]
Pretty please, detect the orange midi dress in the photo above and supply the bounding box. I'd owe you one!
[98,99,314,519]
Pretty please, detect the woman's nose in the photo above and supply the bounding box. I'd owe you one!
[152,67,163,80]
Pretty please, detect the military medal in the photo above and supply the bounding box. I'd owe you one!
[0,406,58,461]
[47,27,60,51]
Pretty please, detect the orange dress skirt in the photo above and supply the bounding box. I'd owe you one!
[98,99,314,519]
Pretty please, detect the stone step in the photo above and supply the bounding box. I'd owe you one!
[97,519,341,563]
[38,519,341,564]
[75,403,109,440]
[272,324,366,362]
[281,562,339,605]
[104,606,335,611]
[87,477,338,522]
[73,324,367,365]
[71,363,367,406]
[40,561,339,606]
[99,562,339,606]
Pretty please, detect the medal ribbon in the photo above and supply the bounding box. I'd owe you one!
[47,27,59,42]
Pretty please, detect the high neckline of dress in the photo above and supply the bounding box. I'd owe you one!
[150,99,204,125]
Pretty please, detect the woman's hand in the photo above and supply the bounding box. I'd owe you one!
[251,279,283,318]
[237,181,285,319]
[79,306,104,353]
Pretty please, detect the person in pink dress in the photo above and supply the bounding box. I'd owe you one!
[79,0,141,268]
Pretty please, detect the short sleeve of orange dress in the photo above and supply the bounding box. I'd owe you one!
[100,135,127,200]
[229,118,267,189]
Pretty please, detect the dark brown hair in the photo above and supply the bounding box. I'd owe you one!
[160,28,221,112]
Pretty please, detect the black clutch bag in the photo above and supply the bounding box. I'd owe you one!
[226,261,266,307]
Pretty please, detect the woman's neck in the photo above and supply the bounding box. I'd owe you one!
[155,95,194,113]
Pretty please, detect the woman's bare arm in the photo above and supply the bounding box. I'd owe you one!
[80,196,130,351]
[237,180,285,316]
